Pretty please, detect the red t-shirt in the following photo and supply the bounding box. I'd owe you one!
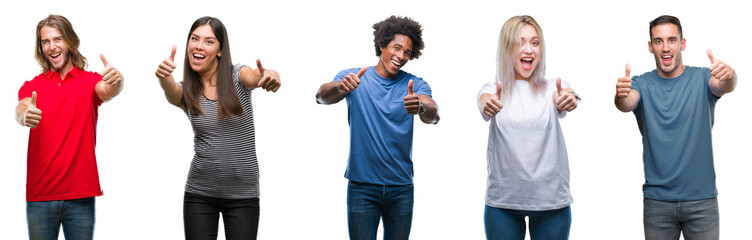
[18,67,104,201]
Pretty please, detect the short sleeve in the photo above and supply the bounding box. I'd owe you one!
[19,81,33,101]
[333,68,358,82]
[412,77,432,98]
[232,64,251,91]
[92,72,104,106]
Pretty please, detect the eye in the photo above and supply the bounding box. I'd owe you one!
[191,37,198,41]
[532,41,539,46]
[404,51,412,57]
[207,40,214,45]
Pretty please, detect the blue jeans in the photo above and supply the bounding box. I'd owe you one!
[644,197,719,240]
[484,205,571,240]
[26,197,96,240]
[347,181,414,240]
[183,192,260,240]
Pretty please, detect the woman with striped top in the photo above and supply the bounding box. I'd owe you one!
[154,16,281,240]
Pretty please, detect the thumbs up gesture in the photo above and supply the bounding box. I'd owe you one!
[255,59,281,92]
[337,67,367,93]
[404,79,421,114]
[616,64,632,99]
[553,78,578,112]
[155,45,178,80]
[24,91,43,128]
[707,49,735,82]
[99,54,123,86]
[482,81,504,118]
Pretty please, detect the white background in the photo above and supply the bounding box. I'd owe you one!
[1,0,749,239]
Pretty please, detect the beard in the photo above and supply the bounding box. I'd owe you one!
[50,52,70,72]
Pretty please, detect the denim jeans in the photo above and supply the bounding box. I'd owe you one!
[183,192,260,240]
[26,197,95,240]
[644,197,719,240]
[347,181,414,240]
[484,205,571,240]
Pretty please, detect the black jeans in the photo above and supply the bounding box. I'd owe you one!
[183,192,260,240]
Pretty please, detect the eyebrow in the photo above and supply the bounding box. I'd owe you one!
[191,34,217,41]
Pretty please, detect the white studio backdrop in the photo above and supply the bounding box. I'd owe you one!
[1,0,749,239]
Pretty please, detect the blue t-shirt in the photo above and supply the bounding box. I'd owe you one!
[631,66,719,201]
[333,66,432,185]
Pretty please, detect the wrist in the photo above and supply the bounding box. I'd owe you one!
[418,101,427,115]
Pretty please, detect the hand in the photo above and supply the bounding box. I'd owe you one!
[25,91,43,128]
[155,45,177,80]
[616,63,632,99]
[554,78,577,112]
[256,59,281,92]
[99,54,123,86]
[708,49,735,81]
[482,81,504,118]
[337,67,367,93]
[404,79,420,114]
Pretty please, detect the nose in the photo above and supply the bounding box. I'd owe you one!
[522,43,533,54]
[660,42,670,52]
[396,50,406,60]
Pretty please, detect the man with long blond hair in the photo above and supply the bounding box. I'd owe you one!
[15,14,124,240]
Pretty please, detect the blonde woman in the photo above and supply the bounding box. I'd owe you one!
[478,15,579,240]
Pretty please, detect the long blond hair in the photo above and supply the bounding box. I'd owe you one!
[496,15,546,100]
[35,15,87,72]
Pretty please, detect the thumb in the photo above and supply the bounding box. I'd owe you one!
[357,66,368,79]
[99,54,109,67]
[556,78,563,94]
[170,45,177,62]
[495,81,502,99]
[707,48,716,64]
[31,91,37,107]
[408,79,414,95]
[256,59,266,74]
[625,63,631,78]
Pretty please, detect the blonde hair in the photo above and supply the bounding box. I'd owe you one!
[35,15,87,72]
[496,15,546,100]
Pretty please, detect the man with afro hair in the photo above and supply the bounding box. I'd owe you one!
[316,15,440,240]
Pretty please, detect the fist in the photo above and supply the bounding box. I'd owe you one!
[616,63,632,98]
[482,81,503,118]
[156,45,177,80]
[338,67,367,93]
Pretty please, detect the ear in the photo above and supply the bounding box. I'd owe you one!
[680,38,686,51]
[648,40,654,54]
[217,51,221,58]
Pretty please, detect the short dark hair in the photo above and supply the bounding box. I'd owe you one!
[649,15,683,39]
[372,15,424,60]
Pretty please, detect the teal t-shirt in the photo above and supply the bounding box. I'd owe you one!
[631,66,719,201]
[333,66,431,185]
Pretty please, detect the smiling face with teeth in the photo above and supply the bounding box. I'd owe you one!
[39,26,72,74]
[187,24,221,79]
[512,24,541,81]
[375,34,413,79]
[649,23,686,78]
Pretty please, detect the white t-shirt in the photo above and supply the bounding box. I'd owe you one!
[478,79,572,211]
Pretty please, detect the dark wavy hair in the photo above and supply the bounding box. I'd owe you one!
[182,16,242,118]
[649,15,683,39]
[372,15,424,60]
[35,15,87,72]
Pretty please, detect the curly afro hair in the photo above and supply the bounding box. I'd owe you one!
[373,15,424,60]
